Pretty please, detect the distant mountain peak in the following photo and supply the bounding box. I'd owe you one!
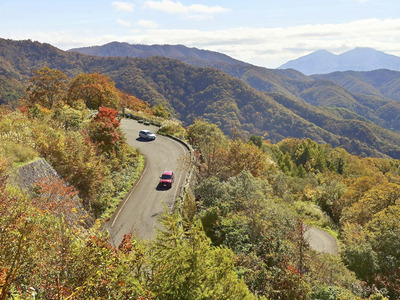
[279,47,400,75]
[302,49,335,59]
[313,49,333,54]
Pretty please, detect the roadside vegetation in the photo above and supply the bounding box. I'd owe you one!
[0,67,148,219]
[1,67,399,299]
[188,119,400,299]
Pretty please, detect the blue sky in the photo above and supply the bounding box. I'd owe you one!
[2,0,400,68]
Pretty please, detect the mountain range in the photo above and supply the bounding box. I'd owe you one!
[279,48,400,75]
[2,38,400,159]
[69,42,248,69]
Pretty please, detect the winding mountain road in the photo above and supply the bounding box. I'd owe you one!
[106,120,338,255]
[106,119,190,246]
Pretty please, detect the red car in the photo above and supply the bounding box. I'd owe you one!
[159,171,174,188]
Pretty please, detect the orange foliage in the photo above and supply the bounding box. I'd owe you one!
[120,92,152,114]
[68,73,120,109]
[31,176,87,225]
[225,140,267,178]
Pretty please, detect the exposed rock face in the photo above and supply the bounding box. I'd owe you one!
[14,158,60,193]
[13,158,94,227]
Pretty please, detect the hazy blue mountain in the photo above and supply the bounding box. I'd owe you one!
[279,48,400,75]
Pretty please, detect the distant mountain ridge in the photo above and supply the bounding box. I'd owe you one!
[279,48,400,75]
[3,38,400,159]
[69,42,248,69]
[69,43,400,101]
[68,42,400,128]
[311,69,400,100]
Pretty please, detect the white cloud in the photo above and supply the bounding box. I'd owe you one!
[10,18,400,68]
[112,1,135,12]
[117,18,132,27]
[98,18,398,67]
[135,20,159,29]
[143,0,229,19]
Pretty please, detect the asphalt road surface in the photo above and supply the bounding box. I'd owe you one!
[106,119,190,246]
[305,226,339,255]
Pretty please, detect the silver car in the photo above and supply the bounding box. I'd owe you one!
[139,130,156,140]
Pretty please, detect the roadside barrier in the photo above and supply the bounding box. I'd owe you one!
[165,134,196,216]
[122,112,162,127]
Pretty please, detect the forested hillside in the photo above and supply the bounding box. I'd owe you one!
[2,38,400,159]
[0,45,400,300]
[189,119,400,299]
[0,104,400,300]
[312,69,400,101]
[2,67,400,298]
[70,41,400,134]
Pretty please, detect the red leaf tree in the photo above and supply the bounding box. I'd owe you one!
[88,106,123,154]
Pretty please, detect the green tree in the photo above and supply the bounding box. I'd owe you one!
[308,253,364,298]
[150,212,255,300]
[187,119,227,177]
[316,175,346,220]
[341,222,379,283]
[152,104,170,119]
[52,102,87,130]
[366,205,400,298]
[249,135,263,148]
[278,152,298,176]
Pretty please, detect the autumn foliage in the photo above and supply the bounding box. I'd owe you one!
[88,106,123,154]
[24,67,68,109]
[67,73,120,109]
[2,68,399,299]
[120,91,152,114]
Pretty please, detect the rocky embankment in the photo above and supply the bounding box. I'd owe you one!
[13,158,60,193]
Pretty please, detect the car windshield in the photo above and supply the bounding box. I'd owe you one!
[141,130,153,134]
[161,174,172,179]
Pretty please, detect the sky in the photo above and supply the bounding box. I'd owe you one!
[2,0,400,68]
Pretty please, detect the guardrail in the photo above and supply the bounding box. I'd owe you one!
[165,134,196,216]
[121,112,162,127]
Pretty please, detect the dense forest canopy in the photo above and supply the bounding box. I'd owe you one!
[1,66,399,299]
